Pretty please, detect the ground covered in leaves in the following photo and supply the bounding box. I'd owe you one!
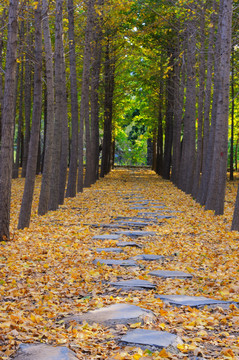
[0,169,239,359]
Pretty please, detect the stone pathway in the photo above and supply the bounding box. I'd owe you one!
[12,169,239,359]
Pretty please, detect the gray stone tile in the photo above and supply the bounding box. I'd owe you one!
[120,328,182,349]
[93,259,138,267]
[95,248,124,253]
[92,234,121,240]
[138,212,175,219]
[156,295,236,308]
[111,279,156,290]
[117,241,142,248]
[129,206,147,210]
[115,221,153,227]
[115,231,155,238]
[149,270,193,279]
[132,254,164,261]
[13,344,77,360]
[113,216,158,223]
[65,303,155,326]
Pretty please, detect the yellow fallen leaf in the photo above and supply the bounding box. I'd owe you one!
[130,322,142,328]
[158,348,170,358]
[177,343,197,353]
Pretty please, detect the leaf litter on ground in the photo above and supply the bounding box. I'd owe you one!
[0,169,238,359]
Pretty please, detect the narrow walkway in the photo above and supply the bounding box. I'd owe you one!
[1,169,239,359]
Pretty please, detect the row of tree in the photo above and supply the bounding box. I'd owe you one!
[0,0,238,241]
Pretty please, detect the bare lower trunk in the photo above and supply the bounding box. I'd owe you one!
[205,0,232,215]
[66,0,78,198]
[49,0,64,211]
[38,0,55,215]
[0,0,19,240]
[18,1,42,229]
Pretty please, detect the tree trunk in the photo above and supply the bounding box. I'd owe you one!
[0,0,19,240]
[101,38,115,177]
[156,73,164,176]
[205,0,232,215]
[178,19,196,194]
[162,52,174,180]
[0,8,6,141]
[21,23,32,178]
[66,0,79,198]
[59,56,68,205]
[171,42,184,186]
[192,5,206,198]
[13,36,24,179]
[49,0,64,211]
[90,2,103,184]
[197,0,217,204]
[18,1,42,229]
[229,44,234,181]
[38,0,55,215]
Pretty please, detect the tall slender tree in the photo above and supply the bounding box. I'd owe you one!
[38,0,55,216]
[0,0,19,240]
[66,0,79,198]
[205,0,233,215]
[18,0,42,229]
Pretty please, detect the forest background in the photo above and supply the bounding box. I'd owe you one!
[0,0,238,240]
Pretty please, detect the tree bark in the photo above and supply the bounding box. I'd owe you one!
[229,44,234,181]
[59,56,68,205]
[66,0,79,198]
[38,0,55,216]
[13,24,24,179]
[21,21,32,178]
[205,0,233,215]
[101,37,115,177]
[197,0,217,204]
[0,0,19,240]
[18,1,42,229]
[178,19,196,194]
[192,4,206,198]
[49,0,64,211]
[162,51,174,180]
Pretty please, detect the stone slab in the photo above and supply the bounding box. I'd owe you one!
[111,279,156,290]
[115,221,153,227]
[149,270,193,279]
[114,216,158,223]
[116,231,156,238]
[129,206,147,210]
[120,329,181,349]
[138,212,175,219]
[156,295,236,308]
[132,254,164,261]
[13,344,77,360]
[95,248,124,253]
[65,303,155,326]
[117,241,142,248]
[93,259,138,267]
[92,234,121,240]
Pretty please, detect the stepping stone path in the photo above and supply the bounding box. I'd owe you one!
[132,254,164,261]
[64,304,155,326]
[156,295,237,309]
[95,247,124,253]
[149,270,193,279]
[13,344,77,360]
[13,175,235,359]
[120,328,182,349]
[110,279,156,290]
[138,212,175,219]
[115,230,156,237]
[116,241,142,248]
[92,234,121,240]
[93,259,138,267]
